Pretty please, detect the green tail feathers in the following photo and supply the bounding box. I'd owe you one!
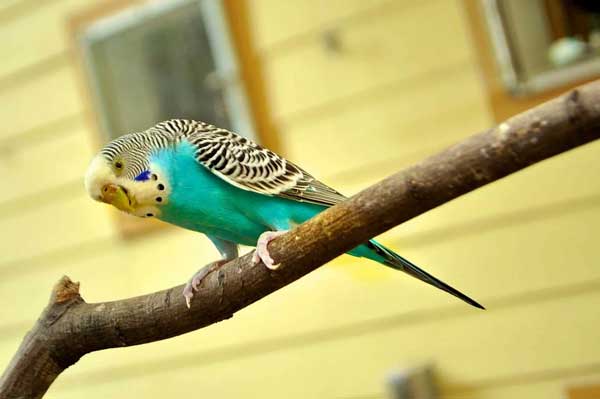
[366,241,485,309]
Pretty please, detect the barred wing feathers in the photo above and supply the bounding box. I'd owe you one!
[187,128,346,207]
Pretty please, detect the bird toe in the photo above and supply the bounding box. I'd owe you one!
[182,285,194,309]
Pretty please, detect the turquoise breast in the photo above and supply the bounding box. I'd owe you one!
[150,140,326,246]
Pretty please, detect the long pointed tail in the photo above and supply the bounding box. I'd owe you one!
[367,241,485,309]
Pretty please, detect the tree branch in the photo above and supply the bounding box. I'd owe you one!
[3,81,600,398]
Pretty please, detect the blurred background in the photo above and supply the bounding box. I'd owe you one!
[1,0,600,398]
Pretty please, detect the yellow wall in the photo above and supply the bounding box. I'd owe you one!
[1,1,600,398]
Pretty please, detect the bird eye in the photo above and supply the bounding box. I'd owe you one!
[112,160,125,175]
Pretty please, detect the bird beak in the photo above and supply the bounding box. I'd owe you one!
[100,184,135,212]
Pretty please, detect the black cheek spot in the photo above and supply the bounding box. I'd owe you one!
[146,213,154,217]
[156,197,163,203]
[151,174,158,181]
[157,183,165,191]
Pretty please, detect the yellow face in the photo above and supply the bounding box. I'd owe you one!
[84,155,169,219]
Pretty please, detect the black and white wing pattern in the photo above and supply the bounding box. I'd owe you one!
[185,124,347,207]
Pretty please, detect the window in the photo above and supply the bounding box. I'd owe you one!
[463,0,600,121]
[481,0,600,95]
[77,0,256,143]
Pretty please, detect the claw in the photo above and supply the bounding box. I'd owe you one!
[253,230,287,270]
[182,259,228,308]
[183,289,194,309]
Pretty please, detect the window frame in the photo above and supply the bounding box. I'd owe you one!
[462,0,600,122]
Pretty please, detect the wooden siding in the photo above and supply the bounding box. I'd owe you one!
[0,1,598,398]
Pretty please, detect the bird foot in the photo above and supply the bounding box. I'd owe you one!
[252,230,288,270]
[183,259,228,308]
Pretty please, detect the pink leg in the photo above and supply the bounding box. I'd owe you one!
[252,230,288,270]
[182,259,228,308]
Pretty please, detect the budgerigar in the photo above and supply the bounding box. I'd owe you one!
[85,119,484,309]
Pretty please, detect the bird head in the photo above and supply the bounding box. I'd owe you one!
[85,133,169,219]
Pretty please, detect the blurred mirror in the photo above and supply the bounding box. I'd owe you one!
[482,0,600,95]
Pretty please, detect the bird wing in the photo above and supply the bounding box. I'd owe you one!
[186,125,347,207]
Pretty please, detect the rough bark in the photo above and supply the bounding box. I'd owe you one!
[2,80,600,398]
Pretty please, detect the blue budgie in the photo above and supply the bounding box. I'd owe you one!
[85,120,483,309]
